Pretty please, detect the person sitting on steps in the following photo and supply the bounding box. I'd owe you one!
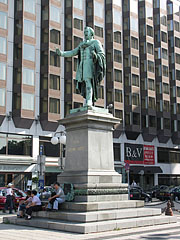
[25,190,42,220]
[47,182,65,211]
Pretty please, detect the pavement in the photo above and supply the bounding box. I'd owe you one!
[0,200,180,240]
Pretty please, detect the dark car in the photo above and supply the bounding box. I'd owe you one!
[0,187,27,210]
[130,187,152,202]
[158,186,175,201]
[173,187,180,201]
[155,185,169,199]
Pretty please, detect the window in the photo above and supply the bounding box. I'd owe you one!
[50,74,60,90]
[74,18,83,31]
[50,5,60,23]
[23,43,35,62]
[74,36,83,48]
[0,37,6,54]
[50,29,60,45]
[177,87,180,97]
[49,98,60,114]
[147,25,153,37]
[164,100,170,112]
[0,62,6,80]
[114,143,120,161]
[24,0,35,14]
[114,49,122,63]
[98,86,104,99]
[148,79,155,91]
[148,60,154,73]
[164,118,170,129]
[113,0,121,6]
[132,93,139,106]
[146,7,153,20]
[176,53,180,64]
[7,134,32,156]
[0,88,5,106]
[139,6,145,18]
[50,51,60,67]
[94,1,103,18]
[22,93,34,111]
[131,17,138,32]
[133,112,140,125]
[149,97,155,109]
[95,25,103,38]
[113,9,122,26]
[125,112,130,125]
[131,37,138,49]
[114,69,122,82]
[132,74,139,87]
[22,68,34,86]
[0,0,7,3]
[147,43,153,55]
[115,89,122,102]
[132,55,138,68]
[0,11,7,29]
[162,48,168,60]
[163,65,168,77]
[149,116,156,127]
[24,19,35,38]
[161,15,167,26]
[123,18,129,30]
[115,110,123,120]
[174,21,180,32]
[131,0,138,14]
[161,31,167,43]
[163,83,169,94]
[74,0,83,10]
[39,137,60,157]
[175,37,180,49]
[176,70,180,81]
[114,31,121,44]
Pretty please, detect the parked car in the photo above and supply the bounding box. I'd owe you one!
[154,185,169,199]
[157,186,176,201]
[130,187,152,202]
[172,187,180,201]
[0,187,27,210]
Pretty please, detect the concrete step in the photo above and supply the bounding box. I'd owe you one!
[3,215,177,234]
[74,194,128,202]
[60,200,144,212]
[32,208,161,223]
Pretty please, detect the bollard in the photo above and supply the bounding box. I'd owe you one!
[165,200,173,216]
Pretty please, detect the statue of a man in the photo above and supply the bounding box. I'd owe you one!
[56,26,106,106]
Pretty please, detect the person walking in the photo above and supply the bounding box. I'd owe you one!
[25,190,42,220]
[47,182,65,211]
[3,183,14,214]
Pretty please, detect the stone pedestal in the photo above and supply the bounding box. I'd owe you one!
[58,106,128,201]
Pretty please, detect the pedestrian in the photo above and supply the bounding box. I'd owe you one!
[17,190,32,218]
[3,183,14,214]
[25,190,42,220]
[47,182,65,211]
[131,180,137,187]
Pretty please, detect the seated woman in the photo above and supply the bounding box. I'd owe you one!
[47,182,65,211]
[25,190,42,220]
[17,190,32,218]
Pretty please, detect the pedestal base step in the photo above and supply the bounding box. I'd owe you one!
[60,200,144,212]
[3,215,177,234]
[32,208,161,223]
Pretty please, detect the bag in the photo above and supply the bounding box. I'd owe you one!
[49,192,56,205]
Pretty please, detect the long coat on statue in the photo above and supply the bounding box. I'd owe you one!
[61,39,106,103]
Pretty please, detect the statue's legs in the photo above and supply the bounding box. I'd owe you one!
[85,78,93,106]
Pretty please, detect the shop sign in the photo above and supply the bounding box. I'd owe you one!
[124,143,154,165]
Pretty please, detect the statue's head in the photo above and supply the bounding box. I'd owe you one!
[84,26,94,40]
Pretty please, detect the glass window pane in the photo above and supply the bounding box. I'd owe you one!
[0,88,5,106]
[50,5,60,23]
[49,98,60,114]
[8,135,32,156]
[50,29,60,44]
[22,68,35,86]
[74,0,83,10]
[0,11,7,29]
[113,9,122,26]
[0,62,6,80]
[22,93,34,110]
[24,0,35,14]
[0,0,8,4]
[24,19,35,38]
[0,37,6,54]
[23,43,35,61]
[94,1,103,18]
[131,17,138,32]
[0,134,6,154]
[113,0,121,7]
[130,0,138,14]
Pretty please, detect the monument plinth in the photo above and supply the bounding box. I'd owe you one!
[58,106,128,201]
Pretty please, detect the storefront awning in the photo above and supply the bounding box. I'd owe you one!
[130,166,162,174]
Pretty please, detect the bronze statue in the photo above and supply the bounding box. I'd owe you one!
[56,26,106,106]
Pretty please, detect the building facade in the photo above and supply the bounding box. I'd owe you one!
[0,0,180,190]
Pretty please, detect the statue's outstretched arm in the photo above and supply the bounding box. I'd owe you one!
[56,46,79,58]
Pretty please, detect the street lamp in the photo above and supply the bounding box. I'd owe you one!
[51,131,66,170]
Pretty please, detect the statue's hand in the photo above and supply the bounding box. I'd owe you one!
[55,48,62,56]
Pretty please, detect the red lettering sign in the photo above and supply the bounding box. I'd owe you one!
[144,145,155,165]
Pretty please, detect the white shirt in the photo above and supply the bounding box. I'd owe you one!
[32,195,41,206]
[6,188,13,196]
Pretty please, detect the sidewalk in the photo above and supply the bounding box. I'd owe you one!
[0,212,180,240]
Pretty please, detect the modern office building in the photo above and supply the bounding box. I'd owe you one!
[0,0,180,189]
